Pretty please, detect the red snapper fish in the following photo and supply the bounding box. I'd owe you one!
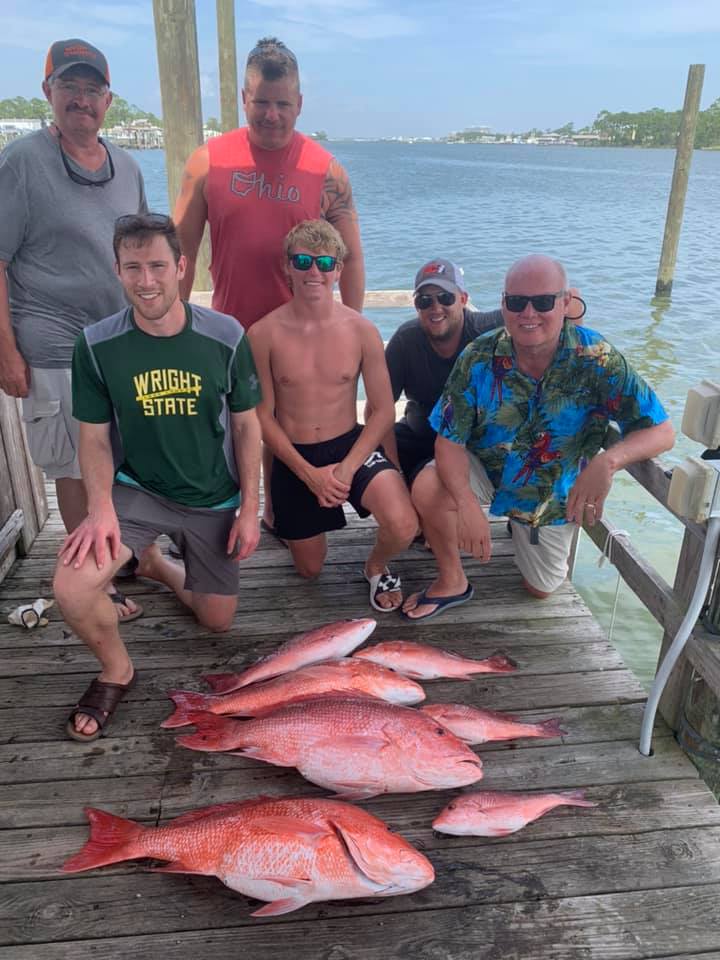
[162,659,425,728]
[63,796,434,917]
[433,789,598,837]
[420,703,566,744]
[203,618,377,693]
[176,695,483,798]
[353,641,517,679]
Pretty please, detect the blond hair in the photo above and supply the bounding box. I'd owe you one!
[284,219,347,262]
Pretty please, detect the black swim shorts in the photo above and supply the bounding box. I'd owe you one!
[271,424,397,540]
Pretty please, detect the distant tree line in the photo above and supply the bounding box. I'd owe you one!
[0,95,161,128]
[448,98,720,148]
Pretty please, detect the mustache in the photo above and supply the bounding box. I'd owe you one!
[66,105,95,116]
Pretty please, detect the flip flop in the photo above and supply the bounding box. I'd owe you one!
[261,518,289,549]
[66,671,138,742]
[401,583,474,622]
[110,590,144,624]
[364,568,402,613]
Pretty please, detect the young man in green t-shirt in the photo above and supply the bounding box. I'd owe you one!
[54,213,262,742]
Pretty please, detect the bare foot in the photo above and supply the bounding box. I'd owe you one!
[105,585,141,622]
[364,565,402,611]
[70,664,134,738]
[402,579,470,620]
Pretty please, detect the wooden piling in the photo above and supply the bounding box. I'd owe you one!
[152,0,211,289]
[655,64,705,297]
[216,0,239,132]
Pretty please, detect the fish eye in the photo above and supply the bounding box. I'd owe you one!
[435,726,445,735]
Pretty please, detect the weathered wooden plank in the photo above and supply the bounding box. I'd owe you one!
[0,734,696,834]
[0,637,625,679]
[0,668,645,736]
[0,700,661,750]
[3,825,720,946]
[3,883,720,959]
[0,510,23,558]
[0,394,38,553]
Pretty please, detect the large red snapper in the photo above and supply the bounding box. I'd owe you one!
[433,789,597,837]
[420,703,566,744]
[203,618,377,693]
[162,659,425,728]
[176,695,483,798]
[63,796,434,916]
[353,641,517,679]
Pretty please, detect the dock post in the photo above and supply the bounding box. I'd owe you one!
[152,0,211,290]
[216,0,239,132]
[655,64,705,297]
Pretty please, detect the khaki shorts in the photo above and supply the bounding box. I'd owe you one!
[21,367,81,480]
[462,455,576,594]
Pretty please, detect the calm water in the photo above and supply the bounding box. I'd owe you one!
[134,142,720,686]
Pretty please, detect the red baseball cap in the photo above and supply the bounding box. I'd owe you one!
[44,38,110,85]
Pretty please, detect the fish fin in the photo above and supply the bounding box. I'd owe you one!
[328,785,382,800]
[171,802,258,826]
[62,807,144,873]
[261,874,314,888]
[251,896,310,917]
[321,735,390,753]
[481,653,518,673]
[160,689,210,728]
[558,789,598,808]
[201,672,243,694]
[227,747,295,766]
[152,860,210,876]
[535,717,567,738]
[249,816,331,844]
[175,711,239,752]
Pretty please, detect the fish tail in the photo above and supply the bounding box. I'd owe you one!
[160,690,210,728]
[483,652,518,673]
[536,717,567,738]
[175,710,239,752]
[559,789,598,808]
[62,807,145,873]
[201,672,240,694]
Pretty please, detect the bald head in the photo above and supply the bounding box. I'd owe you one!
[505,255,567,291]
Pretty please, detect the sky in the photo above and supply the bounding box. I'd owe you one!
[1,0,718,138]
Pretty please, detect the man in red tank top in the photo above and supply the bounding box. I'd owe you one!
[174,38,365,535]
[174,37,364,326]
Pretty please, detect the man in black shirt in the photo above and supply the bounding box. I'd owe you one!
[379,259,503,486]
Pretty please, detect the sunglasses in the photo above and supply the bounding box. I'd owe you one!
[414,291,456,311]
[59,137,115,187]
[503,291,565,313]
[289,253,338,272]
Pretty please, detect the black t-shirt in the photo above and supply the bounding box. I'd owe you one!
[385,307,503,440]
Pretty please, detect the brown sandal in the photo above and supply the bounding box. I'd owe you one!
[66,672,138,742]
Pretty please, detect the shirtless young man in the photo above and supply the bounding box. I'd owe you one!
[248,220,417,612]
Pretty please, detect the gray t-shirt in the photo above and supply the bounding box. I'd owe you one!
[0,128,147,367]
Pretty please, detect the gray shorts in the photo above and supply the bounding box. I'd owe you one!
[112,483,240,596]
[21,367,81,480]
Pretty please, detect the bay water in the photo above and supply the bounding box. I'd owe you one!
[134,141,720,686]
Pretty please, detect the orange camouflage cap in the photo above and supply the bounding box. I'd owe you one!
[44,38,110,85]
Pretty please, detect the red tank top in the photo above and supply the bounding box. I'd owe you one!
[206,128,332,328]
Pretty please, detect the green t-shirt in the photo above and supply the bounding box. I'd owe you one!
[72,302,261,507]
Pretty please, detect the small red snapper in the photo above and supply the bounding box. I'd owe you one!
[433,789,598,836]
[63,796,434,917]
[203,618,377,693]
[420,703,566,744]
[176,695,483,798]
[162,659,425,728]
[353,641,516,679]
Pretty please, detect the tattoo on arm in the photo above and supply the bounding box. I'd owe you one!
[321,159,358,224]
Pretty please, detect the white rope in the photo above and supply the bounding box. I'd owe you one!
[597,527,630,643]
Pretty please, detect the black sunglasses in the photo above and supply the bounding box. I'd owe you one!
[503,291,565,313]
[414,291,456,311]
[59,137,115,187]
[289,253,338,272]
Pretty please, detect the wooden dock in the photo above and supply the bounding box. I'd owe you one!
[2,495,720,960]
